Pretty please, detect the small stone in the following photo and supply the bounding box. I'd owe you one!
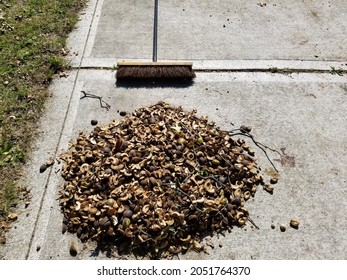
[91,119,98,126]
[271,224,275,229]
[119,111,127,117]
[280,224,286,232]
[36,245,41,252]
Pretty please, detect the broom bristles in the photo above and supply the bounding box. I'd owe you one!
[116,62,196,80]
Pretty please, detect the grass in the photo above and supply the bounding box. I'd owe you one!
[0,0,86,242]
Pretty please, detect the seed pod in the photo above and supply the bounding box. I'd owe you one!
[264,184,274,194]
[69,241,78,257]
[290,219,300,229]
[123,209,133,219]
[39,164,47,173]
[107,227,115,236]
[192,240,203,251]
[240,125,252,133]
[99,217,111,229]
[168,245,181,254]
[179,235,192,243]
[150,224,161,231]
[244,191,251,200]
[232,196,241,206]
[122,218,131,228]
[62,223,68,234]
[238,217,247,226]
[248,148,255,156]
[280,224,286,232]
[270,178,278,184]
[110,216,118,226]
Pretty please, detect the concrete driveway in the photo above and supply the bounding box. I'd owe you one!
[1,0,346,260]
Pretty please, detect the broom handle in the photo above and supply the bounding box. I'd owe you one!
[153,0,158,62]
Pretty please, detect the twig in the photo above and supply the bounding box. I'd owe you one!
[80,91,111,111]
[212,89,223,95]
[225,129,280,172]
[247,216,259,230]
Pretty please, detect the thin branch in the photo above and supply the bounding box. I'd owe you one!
[224,129,280,172]
[247,216,259,230]
[80,91,111,111]
[212,89,223,95]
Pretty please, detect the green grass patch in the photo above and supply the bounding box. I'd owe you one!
[0,179,18,215]
[0,0,86,241]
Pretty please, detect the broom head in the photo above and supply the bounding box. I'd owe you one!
[116,61,195,81]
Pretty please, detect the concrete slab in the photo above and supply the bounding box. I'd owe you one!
[3,69,346,260]
[92,0,347,61]
[1,0,347,260]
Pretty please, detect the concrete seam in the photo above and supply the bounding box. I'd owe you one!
[69,65,347,75]
[25,0,100,259]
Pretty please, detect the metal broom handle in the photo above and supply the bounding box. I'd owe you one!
[153,0,158,62]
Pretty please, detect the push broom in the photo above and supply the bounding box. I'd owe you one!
[116,0,195,81]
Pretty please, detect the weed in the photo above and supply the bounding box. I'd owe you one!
[269,67,279,73]
[330,67,344,76]
[0,181,18,215]
[269,67,293,75]
[48,56,66,73]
